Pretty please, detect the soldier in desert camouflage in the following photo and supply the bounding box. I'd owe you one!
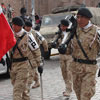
[70,7,100,100]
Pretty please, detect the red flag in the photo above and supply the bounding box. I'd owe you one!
[0,13,16,60]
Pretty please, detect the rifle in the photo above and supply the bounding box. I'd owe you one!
[58,15,77,54]
[6,53,11,70]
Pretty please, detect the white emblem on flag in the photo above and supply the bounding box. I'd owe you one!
[0,6,3,14]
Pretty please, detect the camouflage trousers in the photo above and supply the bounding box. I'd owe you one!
[10,61,30,100]
[60,54,73,95]
[27,66,39,86]
[70,61,98,100]
[27,55,41,87]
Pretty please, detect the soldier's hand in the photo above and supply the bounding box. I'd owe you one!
[38,66,43,74]
[0,58,5,66]
[58,44,67,54]
[51,42,57,48]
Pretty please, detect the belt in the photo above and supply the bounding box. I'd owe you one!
[73,57,97,65]
[12,57,28,62]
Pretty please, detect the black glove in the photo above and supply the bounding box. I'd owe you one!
[0,58,5,66]
[38,66,43,74]
[58,44,67,54]
[51,42,57,48]
[6,57,11,69]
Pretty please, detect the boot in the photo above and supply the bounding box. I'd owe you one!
[63,91,70,97]
[32,81,40,88]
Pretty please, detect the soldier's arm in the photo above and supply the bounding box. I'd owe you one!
[42,39,48,52]
[96,27,100,77]
[50,31,61,48]
[97,27,100,43]
[35,31,45,41]
[35,31,48,52]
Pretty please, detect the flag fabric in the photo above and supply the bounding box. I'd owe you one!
[0,6,16,60]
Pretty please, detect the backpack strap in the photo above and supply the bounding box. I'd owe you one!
[75,33,89,60]
[10,32,26,63]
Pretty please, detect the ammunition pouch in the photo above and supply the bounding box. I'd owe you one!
[73,57,97,65]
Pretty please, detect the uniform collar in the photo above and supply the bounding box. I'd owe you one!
[83,21,92,29]
[29,28,32,33]
[78,21,93,33]
[15,28,25,37]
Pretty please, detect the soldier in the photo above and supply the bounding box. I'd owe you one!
[69,7,100,100]
[20,7,32,23]
[10,17,30,100]
[24,20,48,56]
[34,14,41,31]
[51,19,73,97]
[7,4,14,23]
[20,7,27,22]
[24,21,47,88]
[1,3,6,14]
[30,23,48,87]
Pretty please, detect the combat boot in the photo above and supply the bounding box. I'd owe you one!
[32,81,40,88]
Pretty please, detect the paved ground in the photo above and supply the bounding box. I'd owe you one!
[0,55,100,100]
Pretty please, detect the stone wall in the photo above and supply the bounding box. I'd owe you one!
[0,0,25,16]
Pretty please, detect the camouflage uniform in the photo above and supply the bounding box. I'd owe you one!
[31,48,41,86]
[70,24,100,100]
[27,48,41,87]
[10,29,30,100]
[54,31,73,96]
[27,30,41,88]
[32,30,48,52]
[30,29,48,87]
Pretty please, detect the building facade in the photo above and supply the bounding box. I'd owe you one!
[0,0,32,16]
[0,0,100,16]
[35,0,100,16]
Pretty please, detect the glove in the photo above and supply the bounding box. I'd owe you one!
[51,42,57,48]
[58,44,67,54]
[0,58,5,66]
[38,66,43,74]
